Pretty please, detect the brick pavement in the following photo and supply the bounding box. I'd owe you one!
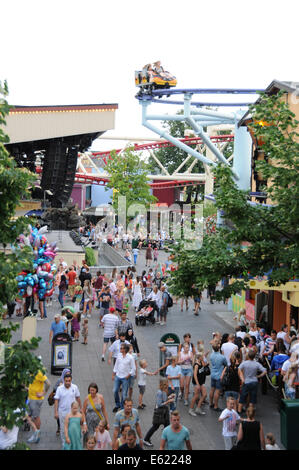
[10,248,282,450]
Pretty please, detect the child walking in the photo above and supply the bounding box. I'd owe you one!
[81,318,88,345]
[94,420,112,450]
[71,312,81,342]
[137,359,157,409]
[64,401,83,450]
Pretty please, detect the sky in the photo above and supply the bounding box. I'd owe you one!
[2,0,298,151]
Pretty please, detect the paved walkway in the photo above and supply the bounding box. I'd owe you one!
[9,248,282,450]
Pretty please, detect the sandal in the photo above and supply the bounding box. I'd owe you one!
[56,430,60,436]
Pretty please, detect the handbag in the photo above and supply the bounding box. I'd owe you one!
[152,405,169,426]
[204,365,211,376]
[48,390,55,406]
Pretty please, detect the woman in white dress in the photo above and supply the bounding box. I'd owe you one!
[132,276,143,311]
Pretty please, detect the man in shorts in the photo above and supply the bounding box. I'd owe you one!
[27,368,51,444]
[101,307,119,362]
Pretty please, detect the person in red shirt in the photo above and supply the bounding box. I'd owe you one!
[67,266,77,298]
[94,271,104,308]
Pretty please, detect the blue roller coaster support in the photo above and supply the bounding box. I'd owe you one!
[138,87,263,192]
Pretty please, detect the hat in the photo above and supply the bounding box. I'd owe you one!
[158,342,165,348]
[109,307,115,313]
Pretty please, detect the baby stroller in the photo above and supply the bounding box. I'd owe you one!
[135,299,156,326]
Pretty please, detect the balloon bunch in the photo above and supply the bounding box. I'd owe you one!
[16,225,58,300]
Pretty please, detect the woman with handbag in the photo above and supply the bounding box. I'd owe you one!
[189,353,209,417]
[143,378,175,448]
[81,383,110,446]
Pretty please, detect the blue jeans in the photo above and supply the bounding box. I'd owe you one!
[58,290,64,308]
[133,254,138,264]
[113,376,129,408]
[168,386,179,411]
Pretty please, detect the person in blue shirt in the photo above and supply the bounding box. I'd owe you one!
[49,314,67,344]
[270,343,289,381]
[209,344,227,411]
[166,357,182,411]
[160,410,192,450]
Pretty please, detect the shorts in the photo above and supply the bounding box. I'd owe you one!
[100,308,109,317]
[28,399,43,419]
[239,382,258,405]
[138,385,146,395]
[181,368,193,377]
[103,336,116,343]
[211,378,222,390]
[224,391,240,401]
[194,297,201,303]
[128,376,136,388]
[160,306,168,316]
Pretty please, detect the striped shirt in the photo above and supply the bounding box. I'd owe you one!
[102,313,119,338]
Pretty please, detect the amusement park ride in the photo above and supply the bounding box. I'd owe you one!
[75,63,263,199]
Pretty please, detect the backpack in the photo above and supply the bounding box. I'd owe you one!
[167,292,173,308]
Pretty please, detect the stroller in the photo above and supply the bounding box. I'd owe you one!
[135,299,157,326]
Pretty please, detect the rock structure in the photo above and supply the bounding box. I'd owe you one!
[41,201,85,230]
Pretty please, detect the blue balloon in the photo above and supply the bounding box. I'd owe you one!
[16,275,24,281]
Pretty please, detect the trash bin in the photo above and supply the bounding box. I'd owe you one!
[280,399,299,450]
[51,332,73,375]
[159,333,180,377]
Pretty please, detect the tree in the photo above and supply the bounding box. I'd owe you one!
[0,81,42,430]
[105,147,157,216]
[168,91,299,300]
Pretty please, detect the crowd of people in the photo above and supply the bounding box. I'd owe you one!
[2,242,299,451]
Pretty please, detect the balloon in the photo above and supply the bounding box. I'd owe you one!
[38,226,48,234]
[45,288,54,297]
[34,237,40,248]
[16,275,24,281]
[42,263,51,272]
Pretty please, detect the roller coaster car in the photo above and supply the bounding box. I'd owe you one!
[135,69,177,93]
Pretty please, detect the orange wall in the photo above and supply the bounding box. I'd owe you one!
[273,291,287,331]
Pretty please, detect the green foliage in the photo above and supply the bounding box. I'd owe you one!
[84,246,97,266]
[105,147,157,214]
[0,339,43,429]
[0,81,42,430]
[168,92,299,300]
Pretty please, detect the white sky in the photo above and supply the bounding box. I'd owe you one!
[2,0,298,151]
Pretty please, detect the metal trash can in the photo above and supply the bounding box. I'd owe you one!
[280,399,299,450]
[51,332,73,375]
[159,333,180,377]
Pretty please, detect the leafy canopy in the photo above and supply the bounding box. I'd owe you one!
[168,91,299,299]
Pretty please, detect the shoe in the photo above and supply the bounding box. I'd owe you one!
[113,407,120,413]
[27,430,40,443]
[160,322,164,326]
[178,392,183,400]
[184,400,189,406]
[137,405,143,410]
[209,404,214,408]
[101,356,105,362]
[188,409,197,417]
[156,321,160,324]
[87,314,91,318]
[213,407,222,412]
[141,404,146,408]
[143,440,153,447]
[195,407,206,415]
